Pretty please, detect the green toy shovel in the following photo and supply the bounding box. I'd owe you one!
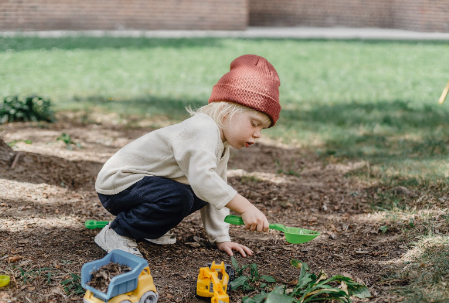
[224,215,320,244]
[84,220,109,229]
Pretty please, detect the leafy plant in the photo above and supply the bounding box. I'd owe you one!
[56,133,82,150]
[242,259,371,303]
[231,275,253,291]
[231,256,250,277]
[230,257,276,292]
[380,225,389,233]
[61,273,85,296]
[0,95,56,124]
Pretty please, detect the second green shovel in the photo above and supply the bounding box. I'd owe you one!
[224,215,320,244]
[85,220,109,229]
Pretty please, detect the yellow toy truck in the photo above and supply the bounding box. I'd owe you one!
[81,250,158,303]
[196,261,235,303]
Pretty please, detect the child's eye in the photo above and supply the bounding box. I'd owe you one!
[251,120,258,127]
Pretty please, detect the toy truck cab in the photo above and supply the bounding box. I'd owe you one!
[81,250,158,303]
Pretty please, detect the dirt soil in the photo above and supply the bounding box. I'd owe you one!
[0,115,404,303]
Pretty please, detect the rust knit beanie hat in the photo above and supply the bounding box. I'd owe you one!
[209,54,281,127]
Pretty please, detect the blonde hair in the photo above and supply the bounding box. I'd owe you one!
[187,101,271,129]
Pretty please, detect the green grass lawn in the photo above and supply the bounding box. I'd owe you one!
[1,36,449,301]
[1,37,448,181]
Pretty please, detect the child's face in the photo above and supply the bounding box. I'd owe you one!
[221,111,270,149]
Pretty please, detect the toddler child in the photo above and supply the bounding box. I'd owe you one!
[94,54,281,258]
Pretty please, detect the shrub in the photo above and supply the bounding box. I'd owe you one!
[0,95,56,124]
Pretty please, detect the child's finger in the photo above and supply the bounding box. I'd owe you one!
[222,245,234,257]
[263,219,269,232]
[241,245,253,256]
[233,245,247,257]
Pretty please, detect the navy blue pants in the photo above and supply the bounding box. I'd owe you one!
[97,176,207,240]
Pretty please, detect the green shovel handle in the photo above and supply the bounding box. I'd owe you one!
[224,215,286,232]
[224,215,245,225]
[85,220,109,229]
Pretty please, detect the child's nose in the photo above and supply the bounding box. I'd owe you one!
[253,130,261,138]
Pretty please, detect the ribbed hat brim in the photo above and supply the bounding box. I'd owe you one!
[209,84,280,127]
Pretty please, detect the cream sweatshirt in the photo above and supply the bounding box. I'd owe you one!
[95,113,237,243]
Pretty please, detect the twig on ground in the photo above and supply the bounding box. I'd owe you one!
[10,152,21,169]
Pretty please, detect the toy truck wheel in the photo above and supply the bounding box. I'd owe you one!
[139,291,158,303]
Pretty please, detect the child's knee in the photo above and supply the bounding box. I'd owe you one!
[171,186,195,216]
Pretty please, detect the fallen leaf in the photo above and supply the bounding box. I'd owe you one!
[8,255,23,263]
[287,279,298,286]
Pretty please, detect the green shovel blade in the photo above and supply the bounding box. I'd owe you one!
[224,215,320,244]
[84,220,109,229]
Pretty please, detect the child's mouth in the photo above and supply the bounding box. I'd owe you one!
[245,142,254,148]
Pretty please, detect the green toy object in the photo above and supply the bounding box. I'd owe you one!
[224,215,320,244]
[0,275,10,287]
[85,220,109,229]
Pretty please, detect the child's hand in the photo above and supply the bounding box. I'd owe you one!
[225,194,269,232]
[217,241,253,257]
[241,204,269,232]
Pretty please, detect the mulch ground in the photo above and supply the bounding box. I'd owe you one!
[0,115,404,302]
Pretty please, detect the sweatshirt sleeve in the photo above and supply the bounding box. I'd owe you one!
[200,204,231,243]
[171,120,237,210]
[200,156,232,243]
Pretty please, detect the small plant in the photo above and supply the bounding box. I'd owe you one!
[61,273,85,296]
[15,266,55,285]
[239,259,370,303]
[230,257,276,292]
[380,225,389,234]
[0,95,56,124]
[274,158,302,177]
[56,133,82,150]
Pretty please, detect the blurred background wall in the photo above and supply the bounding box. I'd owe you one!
[0,0,448,32]
[250,0,449,33]
[0,0,248,31]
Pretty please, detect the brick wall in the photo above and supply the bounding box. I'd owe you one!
[1,0,448,32]
[393,0,449,32]
[250,0,449,32]
[0,0,248,31]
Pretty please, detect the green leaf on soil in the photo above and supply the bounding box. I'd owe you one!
[291,259,302,268]
[250,263,260,281]
[243,291,268,303]
[229,275,249,290]
[231,256,239,271]
[322,275,371,298]
[260,275,276,283]
[266,286,297,303]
